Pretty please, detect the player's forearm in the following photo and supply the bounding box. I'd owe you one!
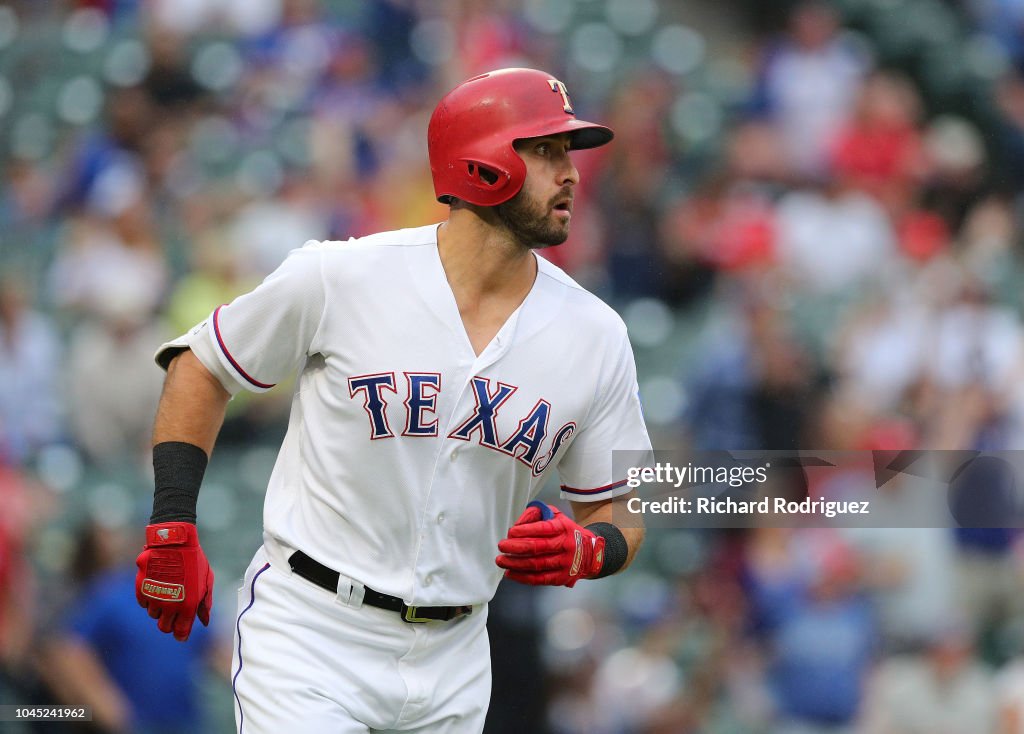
[152,349,230,455]
[148,350,229,525]
[616,526,644,570]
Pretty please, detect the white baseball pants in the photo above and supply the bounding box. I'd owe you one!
[231,542,491,733]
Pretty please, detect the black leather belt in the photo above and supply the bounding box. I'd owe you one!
[287,550,473,623]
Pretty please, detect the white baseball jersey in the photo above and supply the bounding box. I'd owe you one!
[157,223,651,606]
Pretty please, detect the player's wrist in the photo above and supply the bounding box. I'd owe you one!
[580,530,605,579]
[584,522,628,578]
[144,521,200,547]
[150,441,208,524]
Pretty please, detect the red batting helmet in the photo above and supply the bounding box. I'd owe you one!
[428,68,614,207]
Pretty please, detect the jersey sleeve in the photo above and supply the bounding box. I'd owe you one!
[154,242,327,394]
[557,327,653,502]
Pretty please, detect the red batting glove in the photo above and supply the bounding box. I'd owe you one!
[496,502,605,587]
[135,522,214,642]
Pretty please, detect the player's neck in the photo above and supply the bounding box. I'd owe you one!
[436,215,539,356]
[436,214,538,301]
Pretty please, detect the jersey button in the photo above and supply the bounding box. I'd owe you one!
[424,574,433,586]
[450,449,459,461]
[437,512,445,524]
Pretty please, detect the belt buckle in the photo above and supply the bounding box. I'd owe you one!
[401,604,432,623]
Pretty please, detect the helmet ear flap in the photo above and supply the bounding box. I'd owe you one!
[461,159,511,194]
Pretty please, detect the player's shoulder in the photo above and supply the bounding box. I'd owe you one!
[216,226,438,323]
[301,223,440,258]
[288,224,439,281]
[536,255,628,338]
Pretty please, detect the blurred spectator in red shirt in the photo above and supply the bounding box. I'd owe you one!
[829,71,927,198]
[452,0,530,76]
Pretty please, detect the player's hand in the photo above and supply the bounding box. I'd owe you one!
[135,522,214,641]
[496,501,605,587]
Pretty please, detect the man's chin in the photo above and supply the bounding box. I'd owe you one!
[497,201,571,249]
[528,224,570,249]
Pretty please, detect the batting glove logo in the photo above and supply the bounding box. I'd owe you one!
[141,579,185,602]
[569,529,584,577]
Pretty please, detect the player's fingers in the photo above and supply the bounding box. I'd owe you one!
[497,536,564,555]
[157,609,177,635]
[173,613,196,642]
[495,553,563,572]
[199,567,214,625]
[512,506,542,526]
[505,519,563,538]
[526,500,556,520]
[198,600,211,627]
[198,591,212,627]
[503,569,564,586]
[502,568,540,584]
[496,550,566,570]
[148,604,161,620]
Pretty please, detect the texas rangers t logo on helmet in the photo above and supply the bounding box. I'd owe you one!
[548,79,574,114]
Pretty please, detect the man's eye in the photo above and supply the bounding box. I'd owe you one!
[536,144,549,155]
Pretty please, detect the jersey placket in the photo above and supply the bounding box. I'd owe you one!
[407,313,520,603]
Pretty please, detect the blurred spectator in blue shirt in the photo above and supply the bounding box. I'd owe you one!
[746,529,877,733]
[685,287,817,451]
[41,522,229,734]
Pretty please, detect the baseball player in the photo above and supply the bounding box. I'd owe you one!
[135,67,652,733]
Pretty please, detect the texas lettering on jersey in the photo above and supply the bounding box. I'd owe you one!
[348,372,573,477]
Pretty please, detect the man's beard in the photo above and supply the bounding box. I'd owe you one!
[495,186,571,249]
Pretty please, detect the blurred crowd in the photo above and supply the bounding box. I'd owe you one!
[4,0,1024,732]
